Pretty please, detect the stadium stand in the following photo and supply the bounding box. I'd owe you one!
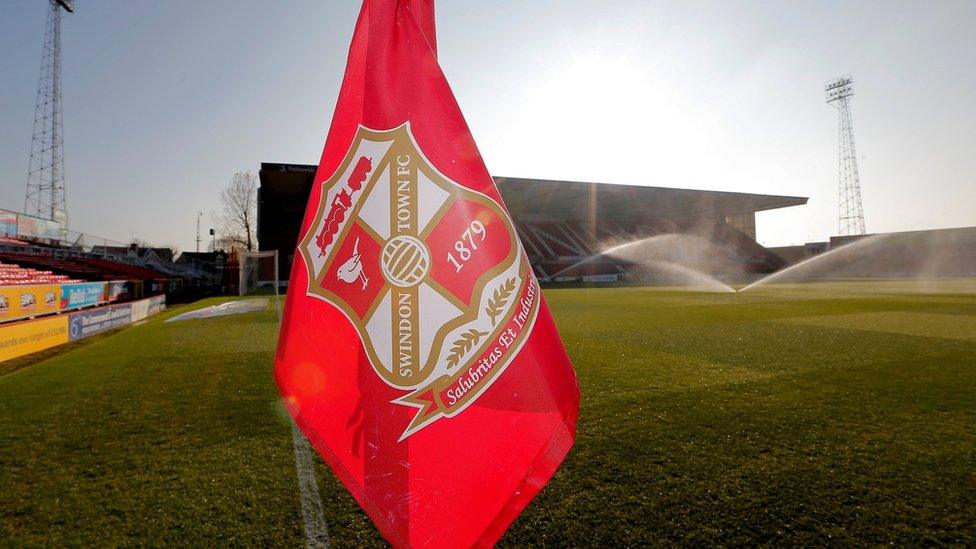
[0,238,224,301]
[256,164,810,283]
[498,178,803,281]
[0,206,227,306]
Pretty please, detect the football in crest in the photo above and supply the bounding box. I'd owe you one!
[381,235,430,288]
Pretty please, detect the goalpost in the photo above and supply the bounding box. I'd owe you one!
[238,250,281,321]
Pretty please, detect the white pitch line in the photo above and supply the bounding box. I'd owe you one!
[291,420,331,548]
[266,277,329,547]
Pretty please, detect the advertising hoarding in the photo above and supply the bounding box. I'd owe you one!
[0,315,69,362]
[130,299,148,322]
[0,294,168,362]
[0,284,61,322]
[68,303,132,341]
[0,210,17,236]
[107,280,131,302]
[131,294,166,322]
[61,282,107,311]
[147,294,166,315]
[16,214,64,240]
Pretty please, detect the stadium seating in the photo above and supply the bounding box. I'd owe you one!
[514,222,550,258]
[0,252,100,280]
[518,216,787,282]
[0,261,81,285]
[80,257,169,281]
[517,222,594,257]
[544,260,621,279]
[694,222,788,272]
[0,250,168,283]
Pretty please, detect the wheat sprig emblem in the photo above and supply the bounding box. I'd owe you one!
[446,328,489,369]
[485,277,517,326]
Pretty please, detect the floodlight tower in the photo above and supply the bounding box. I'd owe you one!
[25,0,74,231]
[825,75,866,235]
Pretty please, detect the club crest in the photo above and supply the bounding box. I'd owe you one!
[299,123,540,439]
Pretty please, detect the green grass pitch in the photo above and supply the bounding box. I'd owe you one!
[1,283,975,545]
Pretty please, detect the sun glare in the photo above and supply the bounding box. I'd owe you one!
[499,50,706,185]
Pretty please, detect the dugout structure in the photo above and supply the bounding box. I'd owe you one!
[258,164,808,283]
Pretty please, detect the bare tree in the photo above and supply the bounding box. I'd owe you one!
[211,234,243,253]
[219,172,257,251]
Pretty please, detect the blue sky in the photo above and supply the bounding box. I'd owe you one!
[1,0,974,252]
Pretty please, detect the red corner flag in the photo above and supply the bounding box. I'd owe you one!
[274,1,579,546]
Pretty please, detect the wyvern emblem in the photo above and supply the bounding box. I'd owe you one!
[300,124,539,439]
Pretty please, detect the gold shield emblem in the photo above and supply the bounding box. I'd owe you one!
[300,123,541,438]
